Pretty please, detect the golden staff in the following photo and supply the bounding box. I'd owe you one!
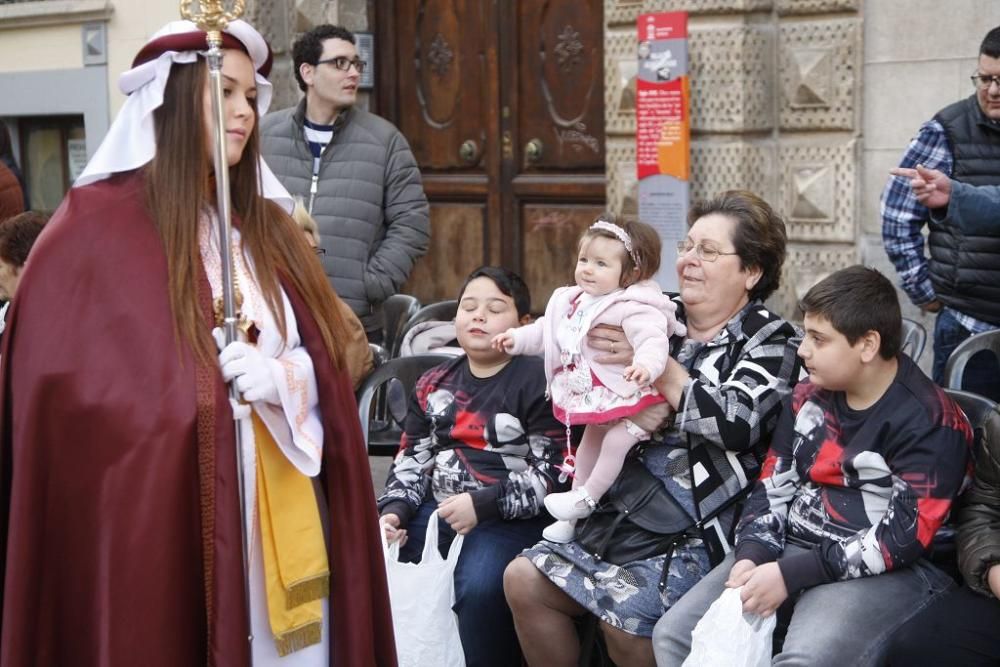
[179,0,254,659]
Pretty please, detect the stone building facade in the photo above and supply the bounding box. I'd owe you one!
[251,1,1000,349]
[605,0,864,321]
[597,0,1000,372]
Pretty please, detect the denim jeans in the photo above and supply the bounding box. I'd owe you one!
[400,500,549,667]
[652,545,955,667]
[885,584,1000,666]
[932,309,1000,402]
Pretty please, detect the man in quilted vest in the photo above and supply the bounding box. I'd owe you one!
[880,25,1000,400]
[261,24,430,344]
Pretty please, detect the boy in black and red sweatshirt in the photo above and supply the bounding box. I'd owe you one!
[654,266,972,666]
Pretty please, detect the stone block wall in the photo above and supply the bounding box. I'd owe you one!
[604,0,863,322]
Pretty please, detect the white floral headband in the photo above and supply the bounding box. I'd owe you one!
[590,220,641,268]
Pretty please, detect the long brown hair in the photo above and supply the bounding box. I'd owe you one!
[147,58,349,367]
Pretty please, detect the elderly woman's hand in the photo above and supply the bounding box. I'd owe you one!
[654,357,692,411]
[588,324,634,364]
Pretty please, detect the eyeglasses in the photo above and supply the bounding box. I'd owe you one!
[676,239,739,262]
[971,74,1000,89]
[315,56,367,74]
[314,247,327,256]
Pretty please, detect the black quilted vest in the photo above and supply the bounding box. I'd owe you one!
[929,95,1000,324]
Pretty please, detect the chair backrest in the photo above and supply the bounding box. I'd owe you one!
[931,389,999,565]
[943,389,1000,497]
[943,330,1000,390]
[369,342,391,369]
[944,388,999,438]
[394,300,459,357]
[900,317,927,363]
[381,294,420,358]
[356,353,453,456]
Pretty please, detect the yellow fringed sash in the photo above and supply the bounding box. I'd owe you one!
[253,413,329,657]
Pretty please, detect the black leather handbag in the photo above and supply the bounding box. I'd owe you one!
[574,457,695,565]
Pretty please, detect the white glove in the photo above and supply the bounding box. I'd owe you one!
[227,397,251,420]
[218,340,281,405]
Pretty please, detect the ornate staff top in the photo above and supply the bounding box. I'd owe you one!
[180,0,246,44]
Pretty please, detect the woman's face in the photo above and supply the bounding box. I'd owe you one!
[0,258,20,300]
[202,49,257,167]
[676,213,761,312]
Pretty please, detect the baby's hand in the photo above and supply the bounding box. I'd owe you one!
[624,364,651,386]
[492,331,515,352]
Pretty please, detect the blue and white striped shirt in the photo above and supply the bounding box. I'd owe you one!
[303,118,334,170]
[880,119,995,335]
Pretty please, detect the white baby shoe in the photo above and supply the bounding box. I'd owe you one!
[544,487,598,521]
[542,519,577,543]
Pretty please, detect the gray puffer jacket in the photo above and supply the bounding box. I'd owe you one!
[261,100,430,333]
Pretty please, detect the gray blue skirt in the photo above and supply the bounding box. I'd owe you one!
[521,536,712,637]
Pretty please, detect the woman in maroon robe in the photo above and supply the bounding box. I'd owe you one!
[0,20,394,667]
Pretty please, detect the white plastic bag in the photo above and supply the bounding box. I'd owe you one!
[682,587,776,667]
[381,510,466,667]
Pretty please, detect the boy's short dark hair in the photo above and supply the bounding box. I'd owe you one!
[799,265,901,360]
[292,25,356,92]
[0,210,46,267]
[981,26,1000,58]
[459,266,531,318]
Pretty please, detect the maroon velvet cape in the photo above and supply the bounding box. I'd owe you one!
[0,170,396,666]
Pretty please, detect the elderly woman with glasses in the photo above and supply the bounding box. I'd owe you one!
[503,190,804,667]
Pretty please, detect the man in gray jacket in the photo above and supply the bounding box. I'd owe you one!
[261,24,430,342]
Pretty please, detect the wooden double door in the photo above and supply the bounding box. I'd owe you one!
[376,0,606,311]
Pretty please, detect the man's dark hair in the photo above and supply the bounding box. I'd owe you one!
[799,265,902,360]
[981,26,1000,58]
[292,25,356,92]
[688,190,787,302]
[459,266,532,318]
[0,210,46,267]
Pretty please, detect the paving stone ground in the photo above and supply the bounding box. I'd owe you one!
[368,455,392,496]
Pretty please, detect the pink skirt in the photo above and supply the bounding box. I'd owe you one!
[550,367,666,425]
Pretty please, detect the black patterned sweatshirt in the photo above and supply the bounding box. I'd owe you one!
[377,355,568,527]
[735,355,973,594]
